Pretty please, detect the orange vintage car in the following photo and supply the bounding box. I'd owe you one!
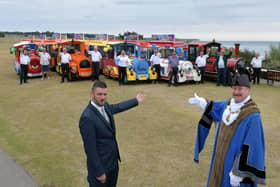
[56,40,92,80]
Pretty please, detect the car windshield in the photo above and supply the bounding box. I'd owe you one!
[117,45,135,56]
[160,48,174,58]
[64,44,81,54]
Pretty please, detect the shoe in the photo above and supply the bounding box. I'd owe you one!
[168,84,171,87]
[41,77,44,80]
[61,80,64,83]
[216,84,220,86]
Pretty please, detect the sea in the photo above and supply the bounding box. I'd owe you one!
[220,41,280,55]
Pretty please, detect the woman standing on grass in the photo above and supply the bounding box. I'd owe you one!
[115,50,128,85]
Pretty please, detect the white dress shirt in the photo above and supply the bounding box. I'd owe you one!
[218,56,225,68]
[39,52,51,65]
[20,54,30,65]
[195,54,208,67]
[150,53,161,65]
[91,101,110,123]
[117,55,129,67]
[251,56,265,68]
[88,51,102,62]
[60,52,72,64]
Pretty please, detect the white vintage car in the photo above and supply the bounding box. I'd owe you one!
[160,58,201,83]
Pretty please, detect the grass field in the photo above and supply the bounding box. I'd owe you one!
[0,36,279,187]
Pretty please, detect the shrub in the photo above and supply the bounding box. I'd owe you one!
[268,43,280,70]
[238,49,255,67]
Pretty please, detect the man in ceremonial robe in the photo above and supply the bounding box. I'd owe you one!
[188,74,266,187]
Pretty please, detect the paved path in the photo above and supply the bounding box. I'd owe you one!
[0,148,38,187]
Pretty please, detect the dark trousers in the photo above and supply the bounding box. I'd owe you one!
[154,64,161,81]
[118,66,126,84]
[89,165,119,187]
[198,66,205,83]
[20,64,28,84]
[217,68,226,85]
[92,62,100,80]
[253,68,261,84]
[169,67,178,85]
[61,63,69,82]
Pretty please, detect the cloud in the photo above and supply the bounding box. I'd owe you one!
[0,0,279,40]
[113,0,181,5]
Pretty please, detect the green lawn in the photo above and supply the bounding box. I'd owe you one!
[0,36,279,186]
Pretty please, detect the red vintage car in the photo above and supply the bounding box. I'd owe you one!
[12,41,42,77]
[187,40,241,79]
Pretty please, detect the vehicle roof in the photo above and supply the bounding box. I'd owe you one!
[58,40,86,45]
[188,40,221,46]
[84,40,108,46]
[13,41,31,47]
[22,39,63,45]
[149,41,185,47]
[108,40,151,47]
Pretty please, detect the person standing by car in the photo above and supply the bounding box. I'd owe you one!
[115,50,129,85]
[150,49,161,83]
[251,51,268,85]
[88,46,103,81]
[59,47,72,83]
[168,51,180,86]
[195,50,210,83]
[38,47,51,80]
[19,49,30,85]
[215,48,233,86]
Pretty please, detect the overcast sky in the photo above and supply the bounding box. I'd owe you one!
[1,0,279,41]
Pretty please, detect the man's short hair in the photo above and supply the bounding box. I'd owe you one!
[92,80,107,92]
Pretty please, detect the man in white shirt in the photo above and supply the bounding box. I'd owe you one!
[88,46,102,81]
[150,49,161,82]
[38,47,51,80]
[251,52,267,84]
[195,51,209,83]
[20,49,30,85]
[59,47,72,83]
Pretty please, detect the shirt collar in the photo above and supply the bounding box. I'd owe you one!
[230,95,251,111]
[91,100,104,111]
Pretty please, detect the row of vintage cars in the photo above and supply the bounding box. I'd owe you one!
[10,38,242,84]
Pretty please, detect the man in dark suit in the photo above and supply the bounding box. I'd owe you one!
[215,48,233,86]
[79,80,146,187]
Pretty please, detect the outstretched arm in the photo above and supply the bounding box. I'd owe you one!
[188,93,207,110]
[109,93,146,114]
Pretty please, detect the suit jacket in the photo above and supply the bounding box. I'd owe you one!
[79,98,138,183]
[215,51,232,69]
